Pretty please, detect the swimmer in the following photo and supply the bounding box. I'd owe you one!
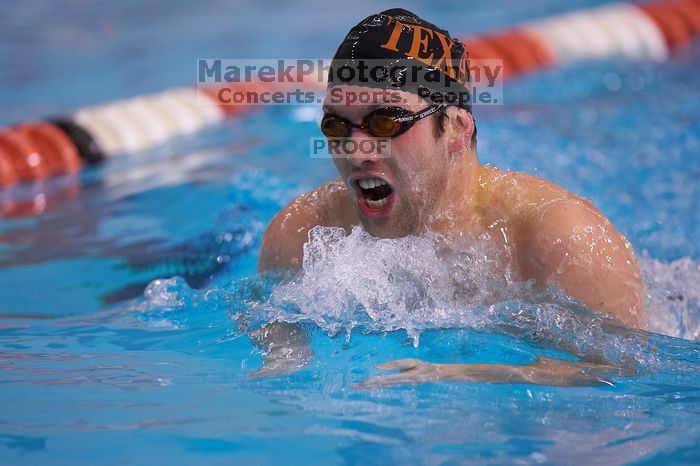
[254,9,645,386]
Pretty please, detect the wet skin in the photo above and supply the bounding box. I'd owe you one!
[254,86,645,385]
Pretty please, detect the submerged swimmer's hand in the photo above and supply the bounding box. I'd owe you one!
[353,356,635,389]
[248,321,313,378]
[249,344,313,378]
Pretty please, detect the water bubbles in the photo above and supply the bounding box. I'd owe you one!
[603,72,622,91]
[139,276,233,329]
[627,72,646,92]
[144,277,188,310]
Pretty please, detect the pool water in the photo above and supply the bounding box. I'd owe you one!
[2,1,700,464]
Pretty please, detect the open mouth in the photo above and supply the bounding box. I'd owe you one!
[354,177,395,216]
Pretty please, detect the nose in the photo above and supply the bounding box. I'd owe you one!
[341,130,385,167]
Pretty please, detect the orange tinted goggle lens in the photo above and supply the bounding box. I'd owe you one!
[321,112,406,138]
[321,116,349,138]
[367,114,402,137]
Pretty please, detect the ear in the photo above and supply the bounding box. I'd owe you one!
[445,107,475,153]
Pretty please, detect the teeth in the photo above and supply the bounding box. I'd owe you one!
[358,178,387,189]
[365,197,389,208]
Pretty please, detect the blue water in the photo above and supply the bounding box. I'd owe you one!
[2,1,700,464]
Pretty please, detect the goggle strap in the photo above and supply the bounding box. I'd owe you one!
[394,104,444,122]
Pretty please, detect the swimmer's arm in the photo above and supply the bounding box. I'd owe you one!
[516,199,644,328]
[253,199,315,377]
[354,356,633,389]
[258,179,351,272]
[258,191,327,272]
[252,186,337,376]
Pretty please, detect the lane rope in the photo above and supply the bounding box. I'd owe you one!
[0,0,698,188]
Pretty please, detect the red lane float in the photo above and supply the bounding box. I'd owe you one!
[24,124,83,176]
[640,1,695,47]
[0,143,18,187]
[0,0,699,191]
[0,123,82,187]
[639,0,700,47]
[677,0,700,32]
[462,29,555,80]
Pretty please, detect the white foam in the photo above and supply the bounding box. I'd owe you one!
[266,226,544,344]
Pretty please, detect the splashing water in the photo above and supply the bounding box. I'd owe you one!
[133,276,234,329]
[134,225,699,374]
[642,257,700,340]
[264,225,526,341]
[195,226,698,372]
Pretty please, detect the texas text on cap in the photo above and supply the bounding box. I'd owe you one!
[328,8,473,111]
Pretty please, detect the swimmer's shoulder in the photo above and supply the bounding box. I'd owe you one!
[258,179,357,272]
[477,164,621,248]
[479,166,643,327]
[477,165,591,222]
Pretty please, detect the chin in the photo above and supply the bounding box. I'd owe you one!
[363,224,398,238]
[359,215,414,239]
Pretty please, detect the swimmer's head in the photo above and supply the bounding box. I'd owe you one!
[323,9,478,238]
[327,8,474,113]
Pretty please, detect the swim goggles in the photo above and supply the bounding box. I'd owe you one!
[321,104,445,139]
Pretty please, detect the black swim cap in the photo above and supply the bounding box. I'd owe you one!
[328,8,473,112]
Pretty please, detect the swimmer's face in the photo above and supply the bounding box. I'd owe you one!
[322,85,454,238]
